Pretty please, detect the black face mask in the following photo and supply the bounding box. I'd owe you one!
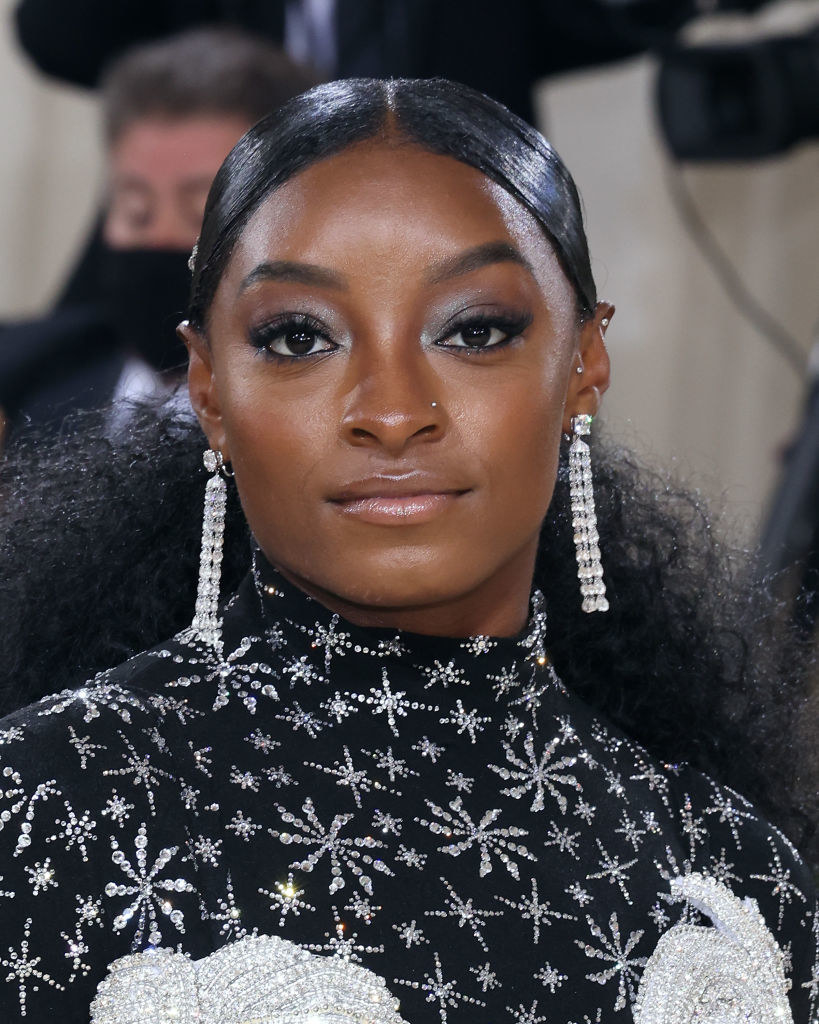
[99,246,192,373]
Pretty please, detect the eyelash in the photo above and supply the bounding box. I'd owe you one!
[248,311,532,362]
[437,312,532,354]
[248,313,333,361]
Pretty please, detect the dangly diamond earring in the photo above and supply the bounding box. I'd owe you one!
[192,448,229,649]
[569,414,609,613]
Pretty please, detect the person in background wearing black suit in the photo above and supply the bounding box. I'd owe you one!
[14,0,735,125]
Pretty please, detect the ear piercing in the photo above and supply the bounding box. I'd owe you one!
[600,317,610,329]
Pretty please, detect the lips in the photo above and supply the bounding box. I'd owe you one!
[327,475,470,525]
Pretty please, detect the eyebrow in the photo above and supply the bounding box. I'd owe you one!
[239,260,348,293]
[425,241,535,284]
[238,240,534,295]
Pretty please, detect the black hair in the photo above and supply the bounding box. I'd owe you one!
[1,79,815,863]
[101,27,319,145]
[1,405,815,865]
[189,78,596,326]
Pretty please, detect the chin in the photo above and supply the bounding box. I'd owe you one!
[307,552,483,613]
[340,568,464,609]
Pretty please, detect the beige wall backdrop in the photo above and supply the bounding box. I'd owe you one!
[0,0,100,316]
[1,0,817,539]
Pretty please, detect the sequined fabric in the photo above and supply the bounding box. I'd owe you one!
[91,935,406,1024]
[634,873,795,1023]
[0,554,816,1022]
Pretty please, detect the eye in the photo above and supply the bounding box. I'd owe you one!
[444,323,508,349]
[436,313,531,353]
[249,316,336,359]
[265,327,334,357]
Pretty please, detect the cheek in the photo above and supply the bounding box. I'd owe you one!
[214,363,331,520]
[463,369,568,528]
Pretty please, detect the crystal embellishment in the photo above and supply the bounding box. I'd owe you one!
[192,449,227,650]
[633,872,794,1024]
[568,414,608,614]
[90,933,407,1024]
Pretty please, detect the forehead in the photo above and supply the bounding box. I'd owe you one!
[108,115,249,184]
[225,142,570,295]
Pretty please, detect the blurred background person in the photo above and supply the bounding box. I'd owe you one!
[0,27,316,439]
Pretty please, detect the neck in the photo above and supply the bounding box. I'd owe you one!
[274,545,538,639]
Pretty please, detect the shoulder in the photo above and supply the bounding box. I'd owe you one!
[0,651,190,860]
[0,571,266,769]
[0,625,213,868]
[0,635,198,752]
[668,763,815,904]
[572,711,818,1020]
[667,764,818,1022]
[0,648,208,1016]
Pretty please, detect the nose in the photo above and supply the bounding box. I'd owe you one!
[340,342,447,454]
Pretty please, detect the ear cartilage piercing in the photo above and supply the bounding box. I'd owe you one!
[569,414,609,613]
[600,317,610,328]
[575,365,583,375]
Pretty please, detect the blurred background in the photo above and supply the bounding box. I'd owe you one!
[0,0,817,619]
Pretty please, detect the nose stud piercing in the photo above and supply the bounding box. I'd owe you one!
[430,401,439,408]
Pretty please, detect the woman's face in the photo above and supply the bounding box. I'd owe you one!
[185,141,610,637]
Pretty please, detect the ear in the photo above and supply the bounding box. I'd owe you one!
[178,320,230,460]
[562,302,613,435]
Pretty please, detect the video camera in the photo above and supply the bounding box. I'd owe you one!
[598,0,819,159]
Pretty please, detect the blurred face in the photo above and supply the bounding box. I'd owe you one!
[185,142,611,637]
[103,114,250,250]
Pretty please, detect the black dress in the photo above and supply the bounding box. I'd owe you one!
[0,553,816,1022]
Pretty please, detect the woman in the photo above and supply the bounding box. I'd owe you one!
[0,79,816,1023]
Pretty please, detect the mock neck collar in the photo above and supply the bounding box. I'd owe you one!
[245,548,563,705]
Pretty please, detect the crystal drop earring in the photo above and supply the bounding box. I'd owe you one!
[192,448,229,649]
[568,414,609,613]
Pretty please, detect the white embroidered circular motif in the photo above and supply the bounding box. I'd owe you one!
[634,872,794,1024]
[90,933,407,1024]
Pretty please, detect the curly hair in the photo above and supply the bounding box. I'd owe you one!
[1,403,816,866]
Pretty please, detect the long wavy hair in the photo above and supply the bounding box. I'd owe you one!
[1,79,816,863]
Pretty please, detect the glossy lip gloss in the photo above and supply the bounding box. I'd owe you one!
[331,491,464,525]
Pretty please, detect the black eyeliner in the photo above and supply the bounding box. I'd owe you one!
[434,309,533,352]
[247,311,328,350]
[247,311,339,364]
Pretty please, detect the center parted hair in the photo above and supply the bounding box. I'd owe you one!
[188,78,597,328]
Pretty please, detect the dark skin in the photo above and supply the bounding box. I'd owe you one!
[181,141,612,638]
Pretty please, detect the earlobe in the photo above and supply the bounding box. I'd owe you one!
[178,320,228,456]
